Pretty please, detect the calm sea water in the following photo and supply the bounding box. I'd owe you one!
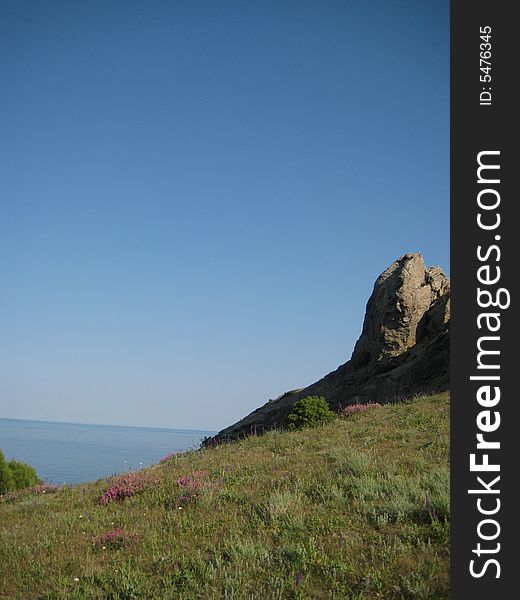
[0,418,215,484]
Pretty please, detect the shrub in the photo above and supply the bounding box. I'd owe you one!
[287,396,336,430]
[0,450,40,494]
[8,460,39,490]
[0,451,14,494]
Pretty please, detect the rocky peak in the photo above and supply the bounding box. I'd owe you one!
[206,253,450,444]
[351,253,450,367]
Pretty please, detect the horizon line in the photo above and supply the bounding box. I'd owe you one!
[0,415,216,434]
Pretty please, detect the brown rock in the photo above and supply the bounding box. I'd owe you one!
[351,253,449,367]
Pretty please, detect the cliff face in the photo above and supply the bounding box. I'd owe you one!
[208,253,450,443]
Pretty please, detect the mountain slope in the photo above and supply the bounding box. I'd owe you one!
[0,393,450,599]
[209,253,450,443]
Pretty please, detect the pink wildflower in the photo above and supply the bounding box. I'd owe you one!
[94,528,137,549]
[1,491,21,503]
[176,471,208,504]
[99,472,161,505]
[31,483,61,495]
[160,453,176,463]
[340,402,382,417]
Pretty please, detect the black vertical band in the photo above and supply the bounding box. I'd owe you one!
[451,1,518,596]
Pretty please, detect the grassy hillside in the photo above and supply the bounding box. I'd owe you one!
[0,393,449,599]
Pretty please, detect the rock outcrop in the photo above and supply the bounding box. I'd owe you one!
[207,253,450,444]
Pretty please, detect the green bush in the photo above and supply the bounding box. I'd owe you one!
[0,450,14,494]
[8,459,39,490]
[0,450,39,494]
[287,396,336,430]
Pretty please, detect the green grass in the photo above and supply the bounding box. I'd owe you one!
[0,393,450,599]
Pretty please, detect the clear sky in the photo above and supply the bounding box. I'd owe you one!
[0,1,449,430]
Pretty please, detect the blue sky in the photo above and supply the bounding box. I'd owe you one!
[0,1,449,430]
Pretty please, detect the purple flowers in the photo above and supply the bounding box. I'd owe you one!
[340,402,382,417]
[177,471,206,492]
[1,491,21,503]
[176,471,207,504]
[99,473,161,505]
[0,483,62,504]
[31,483,61,495]
[159,453,176,464]
[95,528,137,549]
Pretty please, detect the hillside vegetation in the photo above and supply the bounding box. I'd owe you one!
[0,393,449,599]
[0,450,40,494]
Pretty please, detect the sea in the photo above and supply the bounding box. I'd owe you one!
[0,418,215,485]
